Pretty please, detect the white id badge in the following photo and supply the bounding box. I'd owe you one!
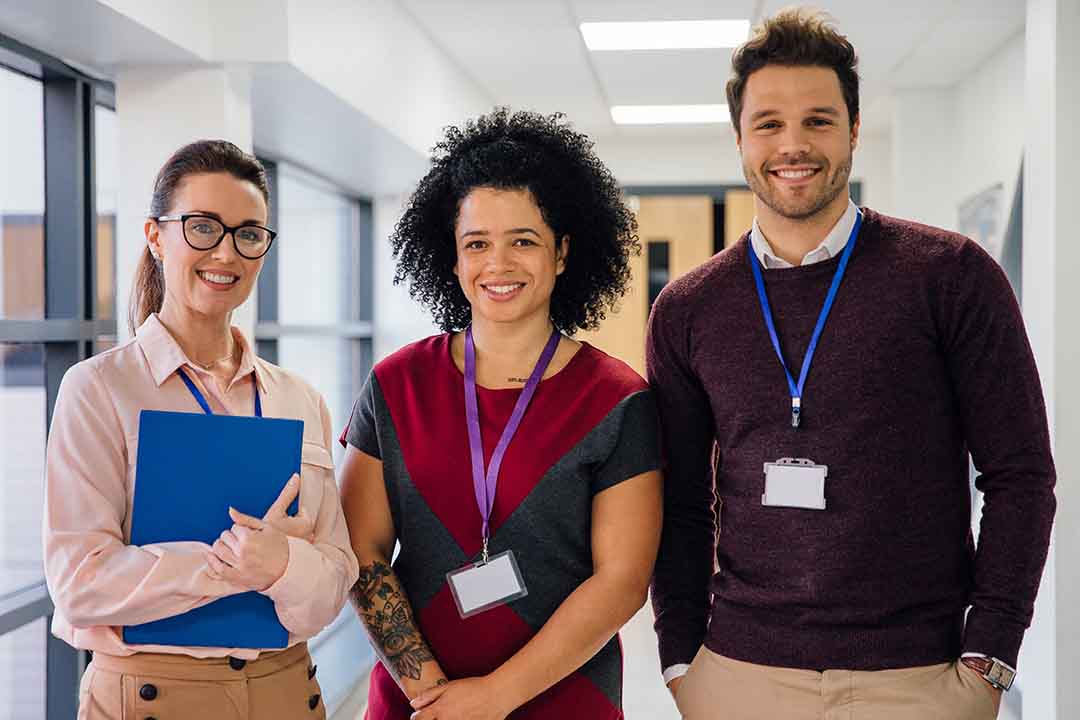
[446,550,528,618]
[762,457,828,510]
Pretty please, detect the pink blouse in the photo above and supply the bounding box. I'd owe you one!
[43,314,359,659]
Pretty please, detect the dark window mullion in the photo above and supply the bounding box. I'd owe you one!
[41,70,92,720]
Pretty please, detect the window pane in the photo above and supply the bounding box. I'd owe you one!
[95,105,118,323]
[0,343,46,596]
[0,68,45,320]
[0,617,46,720]
[275,167,363,325]
[278,337,370,463]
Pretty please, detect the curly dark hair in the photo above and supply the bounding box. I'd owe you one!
[390,107,639,334]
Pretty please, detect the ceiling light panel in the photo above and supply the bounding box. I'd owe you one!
[581,20,749,51]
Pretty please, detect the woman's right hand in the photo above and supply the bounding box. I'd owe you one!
[261,475,315,542]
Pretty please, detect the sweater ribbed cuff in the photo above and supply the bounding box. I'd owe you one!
[658,629,705,672]
[962,607,1027,668]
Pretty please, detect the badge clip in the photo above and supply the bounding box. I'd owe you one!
[791,397,801,428]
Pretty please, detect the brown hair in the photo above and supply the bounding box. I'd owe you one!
[726,7,859,136]
[128,140,270,334]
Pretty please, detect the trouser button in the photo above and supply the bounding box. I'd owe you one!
[139,684,158,701]
[229,657,247,671]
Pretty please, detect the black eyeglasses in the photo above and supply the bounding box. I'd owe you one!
[155,214,277,259]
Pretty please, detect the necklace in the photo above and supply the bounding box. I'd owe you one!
[191,341,236,371]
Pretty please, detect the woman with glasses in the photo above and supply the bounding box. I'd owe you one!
[338,109,663,719]
[43,140,358,720]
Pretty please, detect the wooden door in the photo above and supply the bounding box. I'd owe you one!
[579,195,713,376]
[724,189,756,248]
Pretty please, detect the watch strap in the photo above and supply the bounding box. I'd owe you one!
[961,655,1015,691]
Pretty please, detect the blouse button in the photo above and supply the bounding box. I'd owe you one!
[309,693,321,710]
[139,684,158,701]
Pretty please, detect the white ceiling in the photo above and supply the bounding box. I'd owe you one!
[401,0,1026,138]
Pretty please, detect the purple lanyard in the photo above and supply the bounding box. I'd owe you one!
[464,325,560,562]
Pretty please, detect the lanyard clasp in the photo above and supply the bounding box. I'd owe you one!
[791,397,802,428]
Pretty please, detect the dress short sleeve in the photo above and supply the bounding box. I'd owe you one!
[343,371,381,459]
[591,389,662,495]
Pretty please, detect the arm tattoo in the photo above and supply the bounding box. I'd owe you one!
[350,561,435,681]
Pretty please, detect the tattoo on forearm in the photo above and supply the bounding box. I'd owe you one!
[350,561,435,681]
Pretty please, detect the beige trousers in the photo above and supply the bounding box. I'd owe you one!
[675,647,1002,720]
[77,641,326,720]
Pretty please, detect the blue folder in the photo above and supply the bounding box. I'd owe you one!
[123,409,304,649]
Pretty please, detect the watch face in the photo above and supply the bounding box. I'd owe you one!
[986,661,1015,691]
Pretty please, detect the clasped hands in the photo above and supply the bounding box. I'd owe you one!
[205,474,315,591]
[409,676,512,720]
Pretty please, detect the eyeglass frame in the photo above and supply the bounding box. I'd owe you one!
[153,213,278,259]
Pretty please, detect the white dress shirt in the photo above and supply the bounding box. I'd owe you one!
[749,198,859,269]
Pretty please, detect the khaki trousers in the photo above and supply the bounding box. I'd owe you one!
[77,641,326,720]
[675,647,1002,720]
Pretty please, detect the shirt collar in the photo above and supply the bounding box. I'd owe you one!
[135,313,269,395]
[750,199,860,269]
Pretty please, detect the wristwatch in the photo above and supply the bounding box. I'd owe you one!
[961,655,1015,691]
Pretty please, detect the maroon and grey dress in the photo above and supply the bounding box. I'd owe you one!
[342,334,661,719]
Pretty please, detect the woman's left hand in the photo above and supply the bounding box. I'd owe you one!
[206,507,290,591]
[409,677,512,720]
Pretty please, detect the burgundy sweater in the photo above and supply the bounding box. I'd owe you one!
[647,208,1055,672]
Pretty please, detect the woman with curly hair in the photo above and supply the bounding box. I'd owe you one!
[338,108,663,719]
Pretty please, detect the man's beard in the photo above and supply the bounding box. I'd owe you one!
[744,153,852,221]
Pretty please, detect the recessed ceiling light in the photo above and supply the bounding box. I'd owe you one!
[611,104,730,125]
[581,20,750,51]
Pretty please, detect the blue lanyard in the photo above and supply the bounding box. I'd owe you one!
[176,368,262,417]
[749,211,862,428]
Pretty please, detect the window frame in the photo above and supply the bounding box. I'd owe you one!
[253,158,374,372]
[0,31,116,720]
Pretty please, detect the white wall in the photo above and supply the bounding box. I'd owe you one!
[594,131,744,187]
[891,32,1026,231]
[1023,1,1080,718]
[285,0,493,159]
[952,33,1026,222]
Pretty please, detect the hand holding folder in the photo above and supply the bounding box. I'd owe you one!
[124,409,305,649]
[204,477,313,591]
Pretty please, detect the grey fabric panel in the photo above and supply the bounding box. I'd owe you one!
[367,375,469,613]
[345,370,381,459]
[592,390,661,493]
[392,477,470,614]
[580,638,623,708]
[488,390,659,705]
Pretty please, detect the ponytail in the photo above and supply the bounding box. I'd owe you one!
[128,246,165,334]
